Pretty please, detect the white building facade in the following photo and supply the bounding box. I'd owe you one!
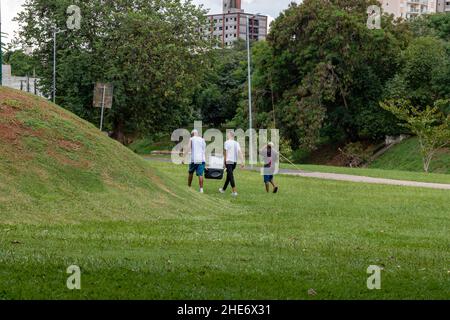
[205,0,268,48]
[2,64,43,96]
[381,0,450,18]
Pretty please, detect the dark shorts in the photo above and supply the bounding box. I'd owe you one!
[264,175,274,183]
[189,162,205,176]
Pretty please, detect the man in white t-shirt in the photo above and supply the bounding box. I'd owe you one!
[187,129,206,193]
[219,131,244,197]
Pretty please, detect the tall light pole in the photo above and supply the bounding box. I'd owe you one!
[246,13,259,168]
[52,27,65,103]
[1,0,3,86]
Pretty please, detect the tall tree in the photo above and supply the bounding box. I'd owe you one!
[243,0,405,150]
[14,0,211,142]
[193,40,248,127]
[3,50,36,76]
[383,36,449,107]
[381,99,450,172]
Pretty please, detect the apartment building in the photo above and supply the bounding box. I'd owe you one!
[205,0,268,48]
[381,0,449,18]
[436,0,450,12]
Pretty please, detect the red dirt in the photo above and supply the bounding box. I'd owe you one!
[0,121,42,144]
[58,139,83,151]
[0,105,18,119]
[306,143,345,166]
[46,147,91,168]
[1,88,89,168]
[0,88,41,110]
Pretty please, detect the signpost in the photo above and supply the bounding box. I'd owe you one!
[93,83,113,131]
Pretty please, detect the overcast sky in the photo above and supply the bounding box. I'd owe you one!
[2,0,299,44]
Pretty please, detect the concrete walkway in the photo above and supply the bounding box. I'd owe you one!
[274,168,450,190]
[143,157,450,190]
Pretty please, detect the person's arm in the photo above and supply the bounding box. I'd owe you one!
[203,139,206,164]
[184,139,192,164]
[260,147,267,164]
[238,144,245,168]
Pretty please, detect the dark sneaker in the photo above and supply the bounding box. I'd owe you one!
[273,186,279,194]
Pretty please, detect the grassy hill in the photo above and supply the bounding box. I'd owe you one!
[370,137,450,174]
[0,87,449,299]
[0,87,216,224]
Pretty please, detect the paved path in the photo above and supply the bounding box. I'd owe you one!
[143,157,450,190]
[275,168,450,190]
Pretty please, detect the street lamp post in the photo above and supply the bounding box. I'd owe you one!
[52,27,66,103]
[246,13,259,168]
[1,0,3,86]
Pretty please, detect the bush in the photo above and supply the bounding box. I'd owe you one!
[339,142,372,167]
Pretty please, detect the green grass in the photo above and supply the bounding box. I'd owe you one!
[1,161,449,299]
[128,136,174,154]
[142,154,450,185]
[288,164,450,184]
[0,87,449,299]
[370,137,450,174]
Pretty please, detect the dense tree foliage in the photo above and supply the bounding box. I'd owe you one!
[233,0,410,150]
[12,0,450,151]
[15,0,211,142]
[226,1,448,152]
[193,40,247,127]
[3,50,36,76]
[381,99,450,172]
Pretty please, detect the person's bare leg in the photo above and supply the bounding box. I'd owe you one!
[199,176,204,189]
[271,180,278,193]
[265,183,270,193]
[188,173,194,187]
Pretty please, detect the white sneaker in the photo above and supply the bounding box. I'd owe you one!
[200,188,204,194]
[232,192,238,197]
[219,188,225,194]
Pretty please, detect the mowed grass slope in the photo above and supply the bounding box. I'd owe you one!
[0,87,449,299]
[371,137,450,174]
[0,87,222,224]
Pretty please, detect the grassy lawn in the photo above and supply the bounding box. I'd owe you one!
[1,161,449,299]
[1,87,449,300]
[142,154,450,185]
[370,137,450,174]
[288,164,450,184]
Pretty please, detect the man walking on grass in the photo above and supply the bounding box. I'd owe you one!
[260,142,279,194]
[187,129,206,193]
[219,131,244,197]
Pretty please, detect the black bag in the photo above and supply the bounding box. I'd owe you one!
[205,168,224,180]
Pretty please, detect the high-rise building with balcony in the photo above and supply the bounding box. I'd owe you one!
[436,0,450,12]
[204,0,268,48]
[381,0,449,18]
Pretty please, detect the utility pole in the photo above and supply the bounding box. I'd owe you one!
[1,0,3,86]
[246,15,253,167]
[246,14,259,168]
[99,84,106,131]
[52,27,57,102]
[52,27,65,103]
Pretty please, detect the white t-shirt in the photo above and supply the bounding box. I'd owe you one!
[224,139,241,164]
[190,136,206,164]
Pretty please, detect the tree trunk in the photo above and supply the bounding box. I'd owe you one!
[112,119,126,145]
[423,153,434,173]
